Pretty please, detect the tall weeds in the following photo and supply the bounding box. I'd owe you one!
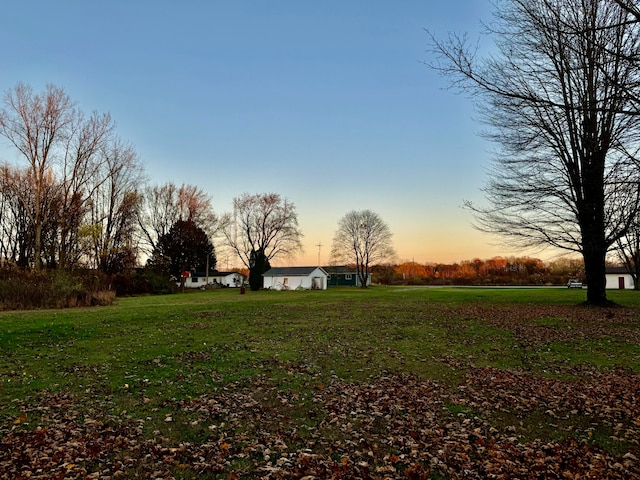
[0,268,116,310]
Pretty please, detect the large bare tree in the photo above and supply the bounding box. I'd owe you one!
[86,137,144,273]
[137,182,218,256]
[0,83,74,269]
[57,111,114,268]
[429,0,640,305]
[221,193,303,289]
[0,165,37,267]
[330,210,395,288]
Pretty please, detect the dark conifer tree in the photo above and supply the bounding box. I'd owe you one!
[151,220,215,279]
[249,248,270,291]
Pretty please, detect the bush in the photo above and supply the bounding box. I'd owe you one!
[0,268,116,310]
[137,267,178,295]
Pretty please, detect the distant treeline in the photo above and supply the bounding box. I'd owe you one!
[371,256,588,286]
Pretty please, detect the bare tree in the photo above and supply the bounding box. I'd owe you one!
[614,0,640,22]
[57,111,114,268]
[0,165,36,267]
[0,83,74,269]
[137,182,218,256]
[175,184,218,236]
[429,0,640,305]
[86,137,144,273]
[330,210,395,288]
[615,221,640,290]
[0,83,133,271]
[137,182,180,255]
[221,193,303,289]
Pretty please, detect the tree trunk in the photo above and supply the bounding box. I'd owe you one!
[583,247,608,305]
[580,192,609,305]
[33,221,42,271]
[357,261,368,288]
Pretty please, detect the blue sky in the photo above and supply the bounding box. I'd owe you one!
[0,0,527,267]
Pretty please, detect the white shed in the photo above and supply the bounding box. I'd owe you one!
[262,266,328,290]
[605,267,635,290]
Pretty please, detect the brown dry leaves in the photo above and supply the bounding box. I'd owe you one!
[2,303,640,478]
[453,304,640,345]
[2,369,639,479]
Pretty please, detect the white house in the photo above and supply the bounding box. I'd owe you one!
[262,266,328,290]
[605,267,635,290]
[183,271,244,289]
[210,271,245,287]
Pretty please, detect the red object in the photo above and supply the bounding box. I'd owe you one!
[181,271,191,278]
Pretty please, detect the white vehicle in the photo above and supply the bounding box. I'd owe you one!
[567,279,583,289]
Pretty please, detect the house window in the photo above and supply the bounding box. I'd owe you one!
[192,277,199,283]
[283,278,288,285]
[345,274,352,280]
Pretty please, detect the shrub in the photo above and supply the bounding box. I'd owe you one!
[0,268,116,310]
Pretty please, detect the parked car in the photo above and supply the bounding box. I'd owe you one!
[567,279,583,289]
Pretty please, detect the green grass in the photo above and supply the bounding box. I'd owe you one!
[2,286,640,477]
[1,286,638,407]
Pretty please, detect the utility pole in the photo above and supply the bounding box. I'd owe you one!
[316,242,323,266]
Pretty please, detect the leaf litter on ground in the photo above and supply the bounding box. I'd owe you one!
[2,298,640,478]
[2,369,639,479]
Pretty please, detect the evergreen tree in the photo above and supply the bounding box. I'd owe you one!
[249,248,270,291]
[150,220,215,279]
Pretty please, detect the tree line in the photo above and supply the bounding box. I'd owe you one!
[0,83,147,274]
[8,0,640,308]
[0,83,397,300]
[372,256,588,287]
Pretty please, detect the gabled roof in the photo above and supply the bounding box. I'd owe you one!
[263,266,327,277]
[606,266,632,275]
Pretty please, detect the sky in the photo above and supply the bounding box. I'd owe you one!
[0,0,539,268]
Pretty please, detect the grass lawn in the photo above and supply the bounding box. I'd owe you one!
[1,286,640,478]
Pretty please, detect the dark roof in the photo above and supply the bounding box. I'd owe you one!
[606,266,631,274]
[323,265,370,275]
[191,271,242,277]
[263,266,326,277]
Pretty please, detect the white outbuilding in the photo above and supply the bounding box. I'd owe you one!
[605,267,635,290]
[262,266,328,290]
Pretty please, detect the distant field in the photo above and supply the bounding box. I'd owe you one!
[1,287,639,478]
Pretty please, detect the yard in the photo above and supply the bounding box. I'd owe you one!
[1,287,639,478]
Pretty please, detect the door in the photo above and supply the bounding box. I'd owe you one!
[619,276,625,290]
